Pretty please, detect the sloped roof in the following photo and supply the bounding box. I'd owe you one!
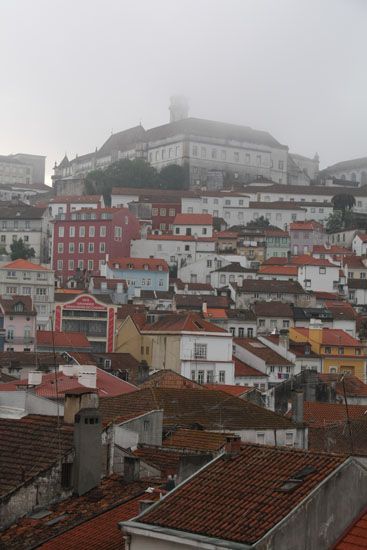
[0,295,36,316]
[0,475,159,550]
[211,262,256,273]
[334,507,367,549]
[292,327,364,347]
[318,373,367,398]
[252,301,294,318]
[145,117,287,149]
[136,444,345,546]
[37,331,91,349]
[2,259,51,272]
[290,221,323,231]
[139,369,203,390]
[175,294,232,309]
[325,156,367,172]
[287,401,367,428]
[325,302,357,321]
[0,205,46,220]
[0,415,73,499]
[163,428,229,452]
[239,279,306,294]
[258,265,298,276]
[141,312,228,334]
[173,213,213,225]
[290,255,336,267]
[234,338,293,366]
[234,356,267,378]
[99,387,297,430]
[98,125,147,156]
[0,368,137,399]
[204,383,254,396]
[49,195,102,204]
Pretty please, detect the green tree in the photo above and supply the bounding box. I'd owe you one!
[326,210,344,233]
[158,163,189,189]
[331,193,356,212]
[10,238,35,260]
[246,216,270,229]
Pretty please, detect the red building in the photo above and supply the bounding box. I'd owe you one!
[52,207,139,285]
[151,197,181,231]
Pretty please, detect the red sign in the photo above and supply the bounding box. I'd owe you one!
[63,295,107,311]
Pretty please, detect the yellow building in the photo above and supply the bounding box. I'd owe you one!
[290,326,367,382]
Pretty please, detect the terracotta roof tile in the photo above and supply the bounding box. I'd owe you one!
[252,301,293,317]
[258,265,298,276]
[334,508,367,549]
[290,221,323,230]
[139,370,203,390]
[234,338,294,366]
[37,331,91,349]
[137,444,346,545]
[234,356,267,377]
[292,327,364,347]
[2,259,51,271]
[287,401,367,428]
[173,213,213,225]
[204,383,254,396]
[163,428,229,452]
[99,388,296,430]
[108,257,169,272]
[141,312,228,334]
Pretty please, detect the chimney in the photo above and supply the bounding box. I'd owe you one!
[64,388,99,424]
[28,371,42,386]
[202,301,208,314]
[304,369,318,402]
[72,407,102,496]
[139,500,155,514]
[291,390,304,424]
[279,329,289,350]
[224,434,241,455]
[77,365,97,388]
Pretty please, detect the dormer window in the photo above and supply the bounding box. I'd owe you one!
[144,264,149,270]
[127,263,133,269]
[158,265,162,271]
[14,302,24,312]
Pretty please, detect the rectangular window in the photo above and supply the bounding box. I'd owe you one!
[238,327,244,338]
[201,147,206,159]
[278,160,284,170]
[169,209,175,217]
[89,226,95,237]
[192,145,198,157]
[57,243,63,253]
[191,370,196,380]
[78,260,84,269]
[88,243,94,253]
[99,242,105,253]
[194,343,207,359]
[79,226,85,237]
[152,208,158,216]
[58,226,64,238]
[256,433,265,444]
[325,346,331,354]
[319,267,326,274]
[68,259,74,271]
[219,371,226,383]
[57,260,63,270]
[88,260,94,270]
[285,432,294,446]
[206,370,214,383]
[79,243,84,253]
[234,151,239,162]
[100,225,106,237]
[259,319,265,327]
[69,226,75,237]
[197,370,204,384]
[115,226,122,238]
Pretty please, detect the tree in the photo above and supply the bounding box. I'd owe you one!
[10,238,35,260]
[331,193,356,212]
[159,163,189,190]
[326,210,344,233]
[246,216,270,229]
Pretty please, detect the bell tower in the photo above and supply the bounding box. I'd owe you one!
[169,95,189,122]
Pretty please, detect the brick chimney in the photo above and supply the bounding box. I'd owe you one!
[64,388,99,424]
[73,407,102,496]
[224,434,241,455]
[291,390,304,424]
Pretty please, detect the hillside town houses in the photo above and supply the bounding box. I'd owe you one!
[2,109,367,549]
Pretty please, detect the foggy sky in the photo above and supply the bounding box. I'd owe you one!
[1,0,366,184]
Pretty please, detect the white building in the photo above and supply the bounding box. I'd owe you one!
[293,257,341,293]
[352,233,367,256]
[0,259,55,329]
[323,156,367,186]
[142,313,234,384]
[172,213,213,238]
[48,195,104,217]
[130,234,216,269]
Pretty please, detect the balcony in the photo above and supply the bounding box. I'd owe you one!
[5,337,35,345]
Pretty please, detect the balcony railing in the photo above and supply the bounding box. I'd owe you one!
[5,337,35,344]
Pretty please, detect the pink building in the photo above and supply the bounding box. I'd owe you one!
[0,295,37,352]
[52,207,140,285]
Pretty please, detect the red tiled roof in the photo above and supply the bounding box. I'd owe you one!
[290,255,336,267]
[137,444,346,545]
[0,295,36,315]
[37,331,91,349]
[318,373,367,398]
[292,327,364,347]
[204,383,254,396]
[146,234,215,242]
[334,507,367,549]
[139,369,204,390]
[0,476,161,550]
[173,213,213,225]
[132,445,184,477]
[234,356,267,378]
[163,428,229,452]
[290,221,323,230]
[142,312,228,334]
[263,257,289,265]
[0,368,138,399]
[258,265,298,276]
[314,291,343,301]
[2,259,51,271]
[325,302,357,321]
[215,231,239,238]
[313,245,353,255]
[355,232,367,243]
[252,301,293,317]
[108,257,169,272]
[344,256,367,269]
[287,401,367,428]
[234,338,294,366]
[203,308,228,319]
